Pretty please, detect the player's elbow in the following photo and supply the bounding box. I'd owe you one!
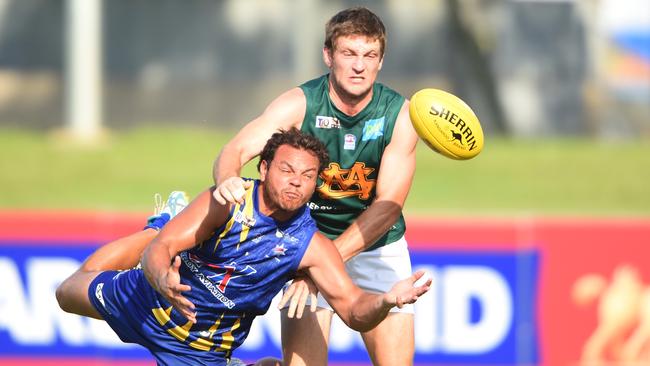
[348,319,377,333]
[387,201,403,216]
[375,199,404,219]
[345,313,383,333]
[337,297,384,332]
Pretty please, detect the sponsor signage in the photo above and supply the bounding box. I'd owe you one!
[0,242,538,364]
[1,212,649,365]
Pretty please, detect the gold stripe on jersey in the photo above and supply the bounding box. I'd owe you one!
[188,313,224,351]
[218,316,241,350]
[152,306,173,326]
[213,202,240,252]
[188,338,214,351]
[186,319,219,352]
[168,320,194,342]
[238,185,255,248]
[152,306,194,342]
[188,338,213,351]
[207,313,224,339]
[152,307,235,352]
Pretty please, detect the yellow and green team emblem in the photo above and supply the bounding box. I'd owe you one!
[317,162,376,200]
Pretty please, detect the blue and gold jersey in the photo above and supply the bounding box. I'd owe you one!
[89,179,317,365]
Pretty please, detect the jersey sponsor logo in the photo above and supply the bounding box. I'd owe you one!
[233,211,256,227]
[317,162,376,200]
[94,283,106,309]
[343,134,356,150]
[362,117,385,141]
[307,202,334,211]
[182,253,257,307]
[314,116,340,129]
[206,263,257,292]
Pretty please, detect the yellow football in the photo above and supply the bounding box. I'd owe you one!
[409,88,484,160]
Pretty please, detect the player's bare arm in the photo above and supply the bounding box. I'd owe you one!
[298,231,430,332]
[141,188,230,323]
[334,101,418,261]
[212,88,307,205]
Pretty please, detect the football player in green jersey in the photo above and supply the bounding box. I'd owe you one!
[212,7,419,366]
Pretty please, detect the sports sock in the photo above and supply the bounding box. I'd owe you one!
[144,213,171,231]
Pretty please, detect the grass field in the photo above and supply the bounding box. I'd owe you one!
[1,127,649,216]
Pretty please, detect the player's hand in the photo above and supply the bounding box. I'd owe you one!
[213,177,253,205]
[278,275,318,319]
[154,255,196,323]
[384,270,432,309]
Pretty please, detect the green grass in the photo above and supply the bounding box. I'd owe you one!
[409,138,650,216]
[1,127,648,216]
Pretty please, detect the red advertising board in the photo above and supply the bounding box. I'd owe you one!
[406,216,650,365]
[1,211,649,365]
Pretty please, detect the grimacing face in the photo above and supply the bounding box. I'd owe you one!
[323,34,383,102]
[260,145,320,214]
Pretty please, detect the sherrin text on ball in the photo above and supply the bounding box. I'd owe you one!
[409,88,484,160]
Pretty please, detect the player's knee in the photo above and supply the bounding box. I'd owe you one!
[55,275,76,313]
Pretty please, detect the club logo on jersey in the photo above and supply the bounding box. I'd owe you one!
[315,116,340,129]
[343,134,356,150]
[362,117,385,141]
[317,162,376,200]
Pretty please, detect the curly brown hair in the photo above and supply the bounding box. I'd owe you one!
[257,128,330,173]
[324,7,386,56]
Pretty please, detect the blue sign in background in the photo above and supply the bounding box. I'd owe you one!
[0,241,539,365]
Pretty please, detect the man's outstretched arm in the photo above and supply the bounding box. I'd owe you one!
[298,232,431,332]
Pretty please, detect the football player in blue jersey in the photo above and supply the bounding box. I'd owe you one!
[56,128,431,366]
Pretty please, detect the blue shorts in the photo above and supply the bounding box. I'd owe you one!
[88,270,230,366]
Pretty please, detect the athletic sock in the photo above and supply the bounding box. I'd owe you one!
[143,213,171,231]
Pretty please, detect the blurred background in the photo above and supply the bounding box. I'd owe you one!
[1,0,648,135]
[0,0,649,365]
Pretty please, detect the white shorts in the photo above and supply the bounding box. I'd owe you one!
[286,236,414,314]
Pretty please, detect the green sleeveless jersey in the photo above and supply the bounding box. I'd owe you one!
[299,74,407,251]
